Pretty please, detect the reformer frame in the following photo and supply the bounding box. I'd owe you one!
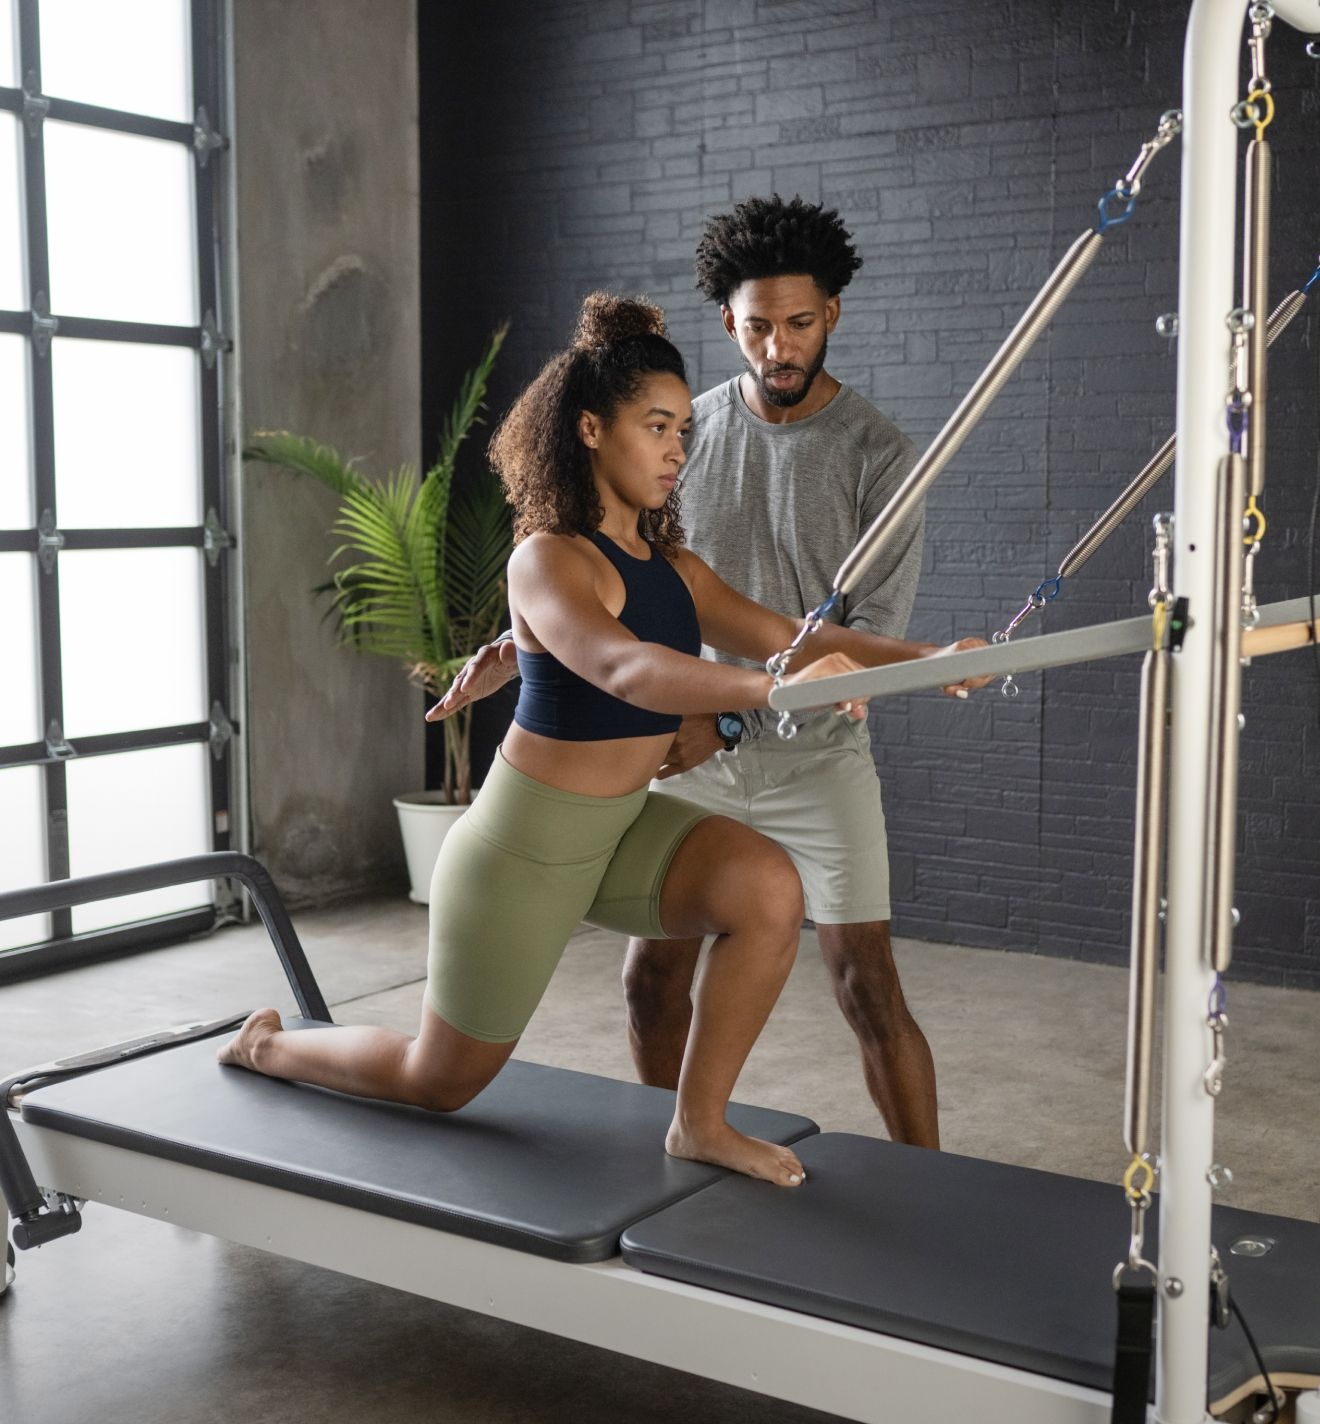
[5,1087,1112,1424]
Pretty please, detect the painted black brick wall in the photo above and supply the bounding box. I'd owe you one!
[420,0,1320,986]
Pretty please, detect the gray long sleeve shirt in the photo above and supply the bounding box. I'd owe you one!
[677,376,924,727]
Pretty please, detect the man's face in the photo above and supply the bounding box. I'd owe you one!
[722,274,839,408]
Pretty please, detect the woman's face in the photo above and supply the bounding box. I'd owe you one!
[580,372,692,511]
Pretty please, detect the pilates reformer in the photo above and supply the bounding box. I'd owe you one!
[6,4,1320,1423]
[3,852,1319,1424]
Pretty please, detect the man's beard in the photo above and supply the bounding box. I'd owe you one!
[745,335,828,408]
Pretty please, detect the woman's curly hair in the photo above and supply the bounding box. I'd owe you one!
[694,194,862,305]
[489,292,687,559]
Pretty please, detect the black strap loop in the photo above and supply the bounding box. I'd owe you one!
[1112,1281,1156,1424]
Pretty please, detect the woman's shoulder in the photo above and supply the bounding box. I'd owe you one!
[509,530,596,582]
[670,543,713,593]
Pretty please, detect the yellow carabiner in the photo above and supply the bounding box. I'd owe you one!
[1243,494,1267,547]
[1152,600,1167,651]
[1247,87,1275,140]
[1123,1154,1155,1202]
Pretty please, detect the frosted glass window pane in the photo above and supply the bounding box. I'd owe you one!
[59,548,206,738]
[0,112,24,311]
[39,0,190,122]
[0,766,49,951]
[0,0,16,87]
[0,553,40,746]
[53,340,201,527]
[45,122,196,326]
[0,334,33,527]
[67,743,210,933]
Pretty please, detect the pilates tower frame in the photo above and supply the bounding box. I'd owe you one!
[773,2,1320,1419]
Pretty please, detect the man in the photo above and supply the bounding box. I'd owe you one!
[439,197,968,1148]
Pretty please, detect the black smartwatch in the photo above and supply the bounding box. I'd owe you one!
[715,711,745,752]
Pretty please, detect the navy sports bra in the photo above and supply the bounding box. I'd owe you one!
[513,531,701,741]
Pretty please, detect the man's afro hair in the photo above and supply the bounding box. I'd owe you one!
[694,194,862,305]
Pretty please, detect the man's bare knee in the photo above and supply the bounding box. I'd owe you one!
[623,938,696,1012]
[821,926,913,1037]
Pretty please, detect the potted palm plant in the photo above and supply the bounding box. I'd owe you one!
[246,326,511,901]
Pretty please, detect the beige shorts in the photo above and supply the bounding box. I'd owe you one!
[653,713,890,925]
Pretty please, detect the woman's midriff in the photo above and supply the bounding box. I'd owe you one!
[501,723,675,797]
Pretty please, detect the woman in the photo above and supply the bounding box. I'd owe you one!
[220,294,979,1188]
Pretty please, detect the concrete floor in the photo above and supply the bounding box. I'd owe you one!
[2,899,1317,1424]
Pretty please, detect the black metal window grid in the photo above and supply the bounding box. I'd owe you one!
[0,0,235,981]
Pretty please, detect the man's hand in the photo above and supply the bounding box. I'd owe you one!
[656,715,725,779]
[780,651,870,718]
[425,638,520,722]
[924,636,993,698]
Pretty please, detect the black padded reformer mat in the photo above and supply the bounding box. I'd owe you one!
[621,1133,1320,1403]
[19,1021,817,1264]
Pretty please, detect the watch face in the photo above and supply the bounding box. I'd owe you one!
[716,712,744,743]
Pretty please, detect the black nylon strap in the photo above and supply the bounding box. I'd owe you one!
[1111,1281,1156,1423]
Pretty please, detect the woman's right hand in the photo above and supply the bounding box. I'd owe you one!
[425,638,520,722]
[779,651,869,720]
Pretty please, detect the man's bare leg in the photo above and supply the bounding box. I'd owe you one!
[817,920,939,1149]
[622,935,702,1089]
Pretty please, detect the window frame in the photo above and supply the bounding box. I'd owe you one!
[0,0,237,981]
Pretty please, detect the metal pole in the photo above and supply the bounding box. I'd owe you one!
[0,853,331,1023]
[1242,143,1272,498]
[1158,3,1244,1417]
[1126,641,1169,1162]
[1206,455,1247,975]
[766,594,1314,709]
[832,227,1105,597]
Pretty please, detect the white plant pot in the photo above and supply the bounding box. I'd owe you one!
[393,792,468,905]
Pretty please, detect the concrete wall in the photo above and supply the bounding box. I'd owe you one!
[421,0,1320,984]
[234,0,422,902]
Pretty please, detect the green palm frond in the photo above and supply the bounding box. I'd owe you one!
[446,478,514,654]
[247,326,511,800]
[327,471,430,662]
[244,432,367,498]
[409,459,453,665]
[434,323,508,478]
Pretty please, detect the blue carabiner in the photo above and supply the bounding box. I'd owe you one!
[815,591,842,622]
[1304,260,1320,295]
[1096,187,1138,234]
[1226,399,1248,456]
[1208,975,1228,1020]
[1033,575,1063,604]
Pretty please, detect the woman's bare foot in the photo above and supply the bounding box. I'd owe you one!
[216,1008,283,1071]
[666,1118,805,1187]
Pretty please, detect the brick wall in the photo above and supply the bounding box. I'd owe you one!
[421,0,1320,986]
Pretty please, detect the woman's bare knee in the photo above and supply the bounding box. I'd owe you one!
[658,817,802,942]
[411,1077,487,1113]
[742,845,805,937]
[403,1011,515,1112]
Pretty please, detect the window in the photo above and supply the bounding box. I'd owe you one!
[0,0,234,976]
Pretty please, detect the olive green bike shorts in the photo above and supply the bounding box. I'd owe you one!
[425,750,709,1043]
